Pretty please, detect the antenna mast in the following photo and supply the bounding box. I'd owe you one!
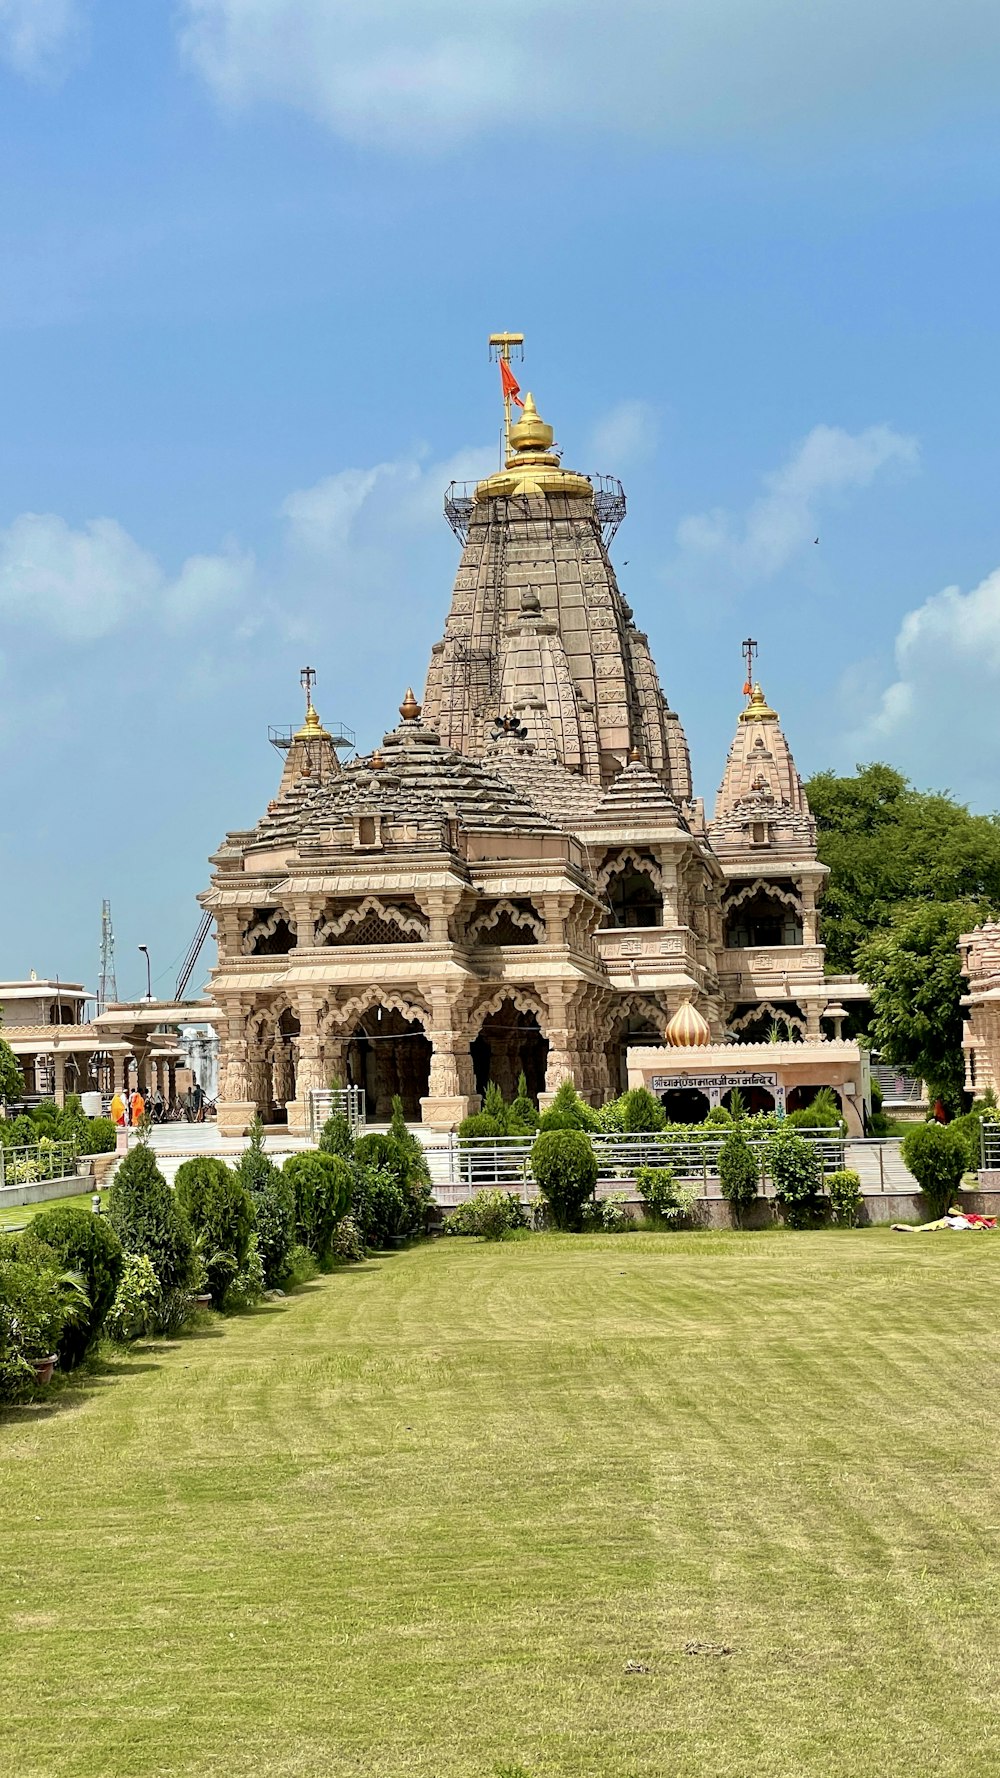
[97,900,118,1015]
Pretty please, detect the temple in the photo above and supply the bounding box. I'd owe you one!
[203,348,866,1136]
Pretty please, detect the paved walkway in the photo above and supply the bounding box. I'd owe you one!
[844,1139,913,1192]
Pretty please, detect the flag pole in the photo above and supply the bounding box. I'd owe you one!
[489,332,524,462]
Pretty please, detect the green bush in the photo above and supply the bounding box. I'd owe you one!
[389,1097,432,1187]
[104,1253,161,1343]
[19,1206,124,1367]
[174,1157,256,1308]
[634,1166,699,1226]
[530,1129,598,1230]
[233,1118,295,1288]
[901,1122,970,1218]
[444,1189,527,1240]
[769,1127,825,1228]
[947,1099,999,1174]
[508,1072,540,1134]
[718,1126,759,1223]
[224,1234,266,1311]
[827,1168,864,1227]
[283,1152,353,1261]
[78,1117,117,1156]
[318,1111,355,1159]
[457,1112,504,1139]
[619,1087,666,1133]
[784,1088,845,1131]
[331,1214,366,1264]
[483,1082,508,1131]
[0,1256,81,1395]
[107,1144,196,1294]
[538,1078,601,1134]
[351,1164,409,1248]
[580,1191,633,1233]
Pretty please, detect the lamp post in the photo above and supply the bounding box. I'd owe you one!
[138,945,152,1002]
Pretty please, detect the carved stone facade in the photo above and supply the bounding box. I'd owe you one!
[204,381,860,1133]
[961,922,1000,1097]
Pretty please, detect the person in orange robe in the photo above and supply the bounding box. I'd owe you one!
[130,1090,145,1126]
[110,1092,125,1127]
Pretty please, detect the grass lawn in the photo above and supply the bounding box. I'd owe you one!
[0,1189,101,1231]
[3,1229,1000,1777]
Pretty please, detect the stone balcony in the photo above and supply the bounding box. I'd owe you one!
[595,925,704,987]
[716,944,826,997]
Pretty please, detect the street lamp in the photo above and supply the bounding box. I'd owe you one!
[138,945,152,1002]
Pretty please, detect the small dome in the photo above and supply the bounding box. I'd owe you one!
[665,999,712,1048]
[509,392,554,454]
[399,687,421,722]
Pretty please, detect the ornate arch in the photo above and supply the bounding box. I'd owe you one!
[322,988,430,1033]
[595,849,663,895]
[467,899,544,944]
[316,896,427,944]
[472,986,547,1033]
[723,878,803,914]
[608,992,667,1035]
[728,1001,806,1038]
[241,908,297,956]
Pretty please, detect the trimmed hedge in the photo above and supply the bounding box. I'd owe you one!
[19,1205,124,1368]
[530,1129,598,1231]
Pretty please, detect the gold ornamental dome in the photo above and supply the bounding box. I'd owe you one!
[475,389,594,503]
[739,683,779,723]
[508,393,555,453]
[665,1000,712,1048]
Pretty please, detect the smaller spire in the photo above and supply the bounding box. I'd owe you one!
[295,664,331,740]
[399,687,421,722]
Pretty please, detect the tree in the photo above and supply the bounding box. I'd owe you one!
[718,1125,759,1223]
[283,1152,353,1261]
[107,1144,196,1293]
[530,1129,598,1230]
[174,1157,256,1307]
[804,763,1000,973]
[901,1123,969,1218]
[233,1117,295,1288]
[0,1019,22,1104]
[857,900,979,1107]
[19,1206,124,1368]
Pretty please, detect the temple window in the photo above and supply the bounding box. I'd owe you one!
[354,815,383,849]
[467,899,543,946]
[603,867,663,930]
[723,885,803,949]
[243,911,297,956]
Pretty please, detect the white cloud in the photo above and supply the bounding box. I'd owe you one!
[588,400,658,470]
[176,0,1000,152]
[281,443,495,555]
[0,511,254,642]
[0,0,82,81]
[849,569,1000,804]
[666,423,918,594]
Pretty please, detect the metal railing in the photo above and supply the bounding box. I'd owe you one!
[308,1086,367,1141]
[981,1124,1000,1170]
[431,1127,846,1193]
[0,1139,79,1191]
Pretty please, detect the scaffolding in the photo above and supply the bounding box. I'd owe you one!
[444,473,626,547]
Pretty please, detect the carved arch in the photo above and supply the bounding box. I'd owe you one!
[723,878,803,914]
[467,899,544,944]
[472,986,547,1033]
[242,908,297,956]
[727,1001,806,1038]
[316,896,427,944]
[607,992,667,1036]
[322,988,430,1033]
[595,849,663,895]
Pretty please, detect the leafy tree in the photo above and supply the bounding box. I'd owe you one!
[0,1026,21,1104]
[482,1082,508,1131]
[389,1095,432,1186]
[107,1144,196,1293]
[901,1122,970,1217]
[19,1206,124,1367]
[530,1129,598,1230]
[768,1126,825,1228]
[718,1125,759,1223]
[174,1157,256,1307]
[857,900,980,1107]
[538,1078,601,1133]
[619,1086,666,1133]
[805,762,1000,973]
[283,1152,352,1261]
[318,1111,355,1159]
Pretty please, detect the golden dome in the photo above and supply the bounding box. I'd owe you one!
[665,999,712,1048]
[738,682,779,723]
[508,392,554,454]
[399,687,421,722]
[295,698,331,742]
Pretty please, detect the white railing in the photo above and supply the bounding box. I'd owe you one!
[431,1126,846,1193]
[0,1139,79,1190]
[308,1086,366,1140]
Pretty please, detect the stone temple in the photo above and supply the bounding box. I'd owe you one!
[204,360,866,1137]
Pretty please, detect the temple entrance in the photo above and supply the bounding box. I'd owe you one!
[346,1006,431,1122]
[786,1085,842,1115]
[660,1087,710,1124]
[608,1014,660,1095]
[268,1009,300,1124]
[472,999,548,1103]
[722,1084,775,1115]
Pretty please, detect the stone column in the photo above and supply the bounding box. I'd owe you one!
[420,993,479,1128]
[538,988,580,1107]
[112,1051,127,1095]
[167,1060,177,1108]
[52,1052,66,1108]
[804,1003,822,1040]
[287,995,325,1135]
[216,1006,256,1138]
[800,881,818,947]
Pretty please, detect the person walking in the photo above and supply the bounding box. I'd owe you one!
[130,1088,145,1127]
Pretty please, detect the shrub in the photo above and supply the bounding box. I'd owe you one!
[224,1235,266,1311]
[619,1087,666,1133]
[318,1111,355,1159]
[174,1157,256,1308]
[482,1082,508,1131]
[718,1126,759,1224]
[0,1256,80,1394]
[233,1118,295,1288]
[20,1206,124,1367]
[389,1097,432,1187]
[351,1164,407,1247]
[508,1072,540,1134]
[104,1253,162,1343]
[634,1166,700,1226]
[539,1078,601,1134]
[785,1088,845,1131]
[284,1243,319,1288]
[457,1112,504,1139]
[444,1189,526,1240]
[531,1129,598,1230]
[107,1144,196,1293]
[827,1168,864,1227]
[581,1191,633,1233]
[353,1125,431,1239]
[283,1152,353,1261]
[901,1122,970,1218]
[769,1127,825,1228]
[78,1117,117,1156]
[331,1214,366,1264]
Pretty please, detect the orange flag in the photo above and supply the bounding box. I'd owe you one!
[499,358,524,408]
[742,679,752,696]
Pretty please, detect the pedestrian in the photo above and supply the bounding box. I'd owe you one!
[131,1087,145,1126]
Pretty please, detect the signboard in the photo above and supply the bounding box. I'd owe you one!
[650,1072,778,1091]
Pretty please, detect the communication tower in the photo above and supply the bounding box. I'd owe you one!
[97,900,118,1015]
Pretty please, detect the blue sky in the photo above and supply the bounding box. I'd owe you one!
[2,0,1000,997]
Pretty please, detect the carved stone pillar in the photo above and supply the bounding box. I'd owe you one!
[420,993,479,1128]
[216,1006,256,1138]
[288,995,325,1135]
[52,1052,66,1108]
[800,881,818,947]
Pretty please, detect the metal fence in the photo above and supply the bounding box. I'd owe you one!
[981,1124,1000,1170]
[425,1127,846,1197]
[0,1140,79,1191]
[308,1086,367,1141]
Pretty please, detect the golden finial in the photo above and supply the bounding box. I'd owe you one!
[628,744,643,765]
[739,683,779,723]
[399,687,421,722]
[370,749,384,770]
[295,664,331,740]
[509,392,555,456]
